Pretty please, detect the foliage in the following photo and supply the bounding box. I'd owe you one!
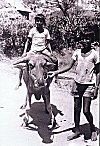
[47,10,100,53]
[23,0,36,5]
[0,0,100,57]
[55,0,76,16]
[0,17,33,58]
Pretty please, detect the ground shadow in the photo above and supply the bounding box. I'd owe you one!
[53,123,100,140]
[24,102,63,144]
[79,123,100,140]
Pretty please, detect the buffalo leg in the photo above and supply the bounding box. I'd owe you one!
[42,89,56,129]
[22,91,32,127]
[20,88,32,109]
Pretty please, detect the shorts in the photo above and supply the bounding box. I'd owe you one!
[71,81,95,98]
[29,49,51,56]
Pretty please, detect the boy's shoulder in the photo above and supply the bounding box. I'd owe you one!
[91,48,97,52]
[30,27,49,33]
[91,48,99,54]
[74,49,81,54]
[91,49,99,58]
[30,27,36,31]
[44,27,49,32]
[72,49,81,60]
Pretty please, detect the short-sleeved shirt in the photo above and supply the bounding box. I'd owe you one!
[72,49,99,84]
[28,27,50,52]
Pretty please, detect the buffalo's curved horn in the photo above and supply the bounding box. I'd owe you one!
[13,56,29,65]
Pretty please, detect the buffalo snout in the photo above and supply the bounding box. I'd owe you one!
[37,78,45,86]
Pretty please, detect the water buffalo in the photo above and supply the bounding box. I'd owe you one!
[13,52,56,129]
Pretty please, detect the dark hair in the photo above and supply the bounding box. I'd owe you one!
[35,14,46,25]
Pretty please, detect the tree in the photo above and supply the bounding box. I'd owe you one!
[80,0,100,11]
[55,0,76,16]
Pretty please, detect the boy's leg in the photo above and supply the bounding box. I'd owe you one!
[74,97,82,132]
[83,97,97,141]
[67,97,82,140]
[15,69,23,90]
[14,61,27,90]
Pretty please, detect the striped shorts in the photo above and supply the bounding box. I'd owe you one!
[71,81,95,98]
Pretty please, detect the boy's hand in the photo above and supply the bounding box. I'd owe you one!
[22,52,27,57]
[92,86,99,100]
[50,51,53,55]
[48,71,56,78]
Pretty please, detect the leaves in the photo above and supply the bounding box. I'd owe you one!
[0,18,32,57]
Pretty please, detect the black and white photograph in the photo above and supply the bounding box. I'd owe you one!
[0,0,100,146]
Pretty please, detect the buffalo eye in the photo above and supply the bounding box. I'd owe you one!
[43,72,48,79]
[40,61,46,68]
[29,63,35,69]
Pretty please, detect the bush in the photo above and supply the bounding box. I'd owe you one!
[0,11,99,58]
[0,17,33,58]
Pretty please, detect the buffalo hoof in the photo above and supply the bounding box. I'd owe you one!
[20,104,26,110]
[91,131,97,141]
[19,112,25,117]
[21,122,28,127]
[15,83,22,90]
[21,116,29,127]
[48,119,57,130]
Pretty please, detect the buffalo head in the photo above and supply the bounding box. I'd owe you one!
[13,53,55,89]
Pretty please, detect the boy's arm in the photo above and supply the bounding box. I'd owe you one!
[48,59,75,78]
[93,72,100,99]
[13,56,29,65]
[96,72,100,87]
[23,37,32,55]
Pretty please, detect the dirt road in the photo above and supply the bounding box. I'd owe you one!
[0,60,99,146]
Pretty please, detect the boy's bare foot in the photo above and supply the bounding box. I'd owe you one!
[91,131,97,141]
[67,131,81,141]
[15,82,22,90]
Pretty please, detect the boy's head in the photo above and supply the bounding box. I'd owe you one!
[35,14,46,26]
[80,32,92,48]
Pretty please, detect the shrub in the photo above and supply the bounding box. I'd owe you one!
[0,10,99,58]
[0,17,33,58]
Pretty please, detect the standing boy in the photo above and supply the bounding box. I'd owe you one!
[49,37,99,141]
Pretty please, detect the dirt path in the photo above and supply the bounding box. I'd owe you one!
[0,61,99,146]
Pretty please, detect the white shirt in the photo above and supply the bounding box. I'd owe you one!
[28,27,50,52]
[72,49,99,84]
